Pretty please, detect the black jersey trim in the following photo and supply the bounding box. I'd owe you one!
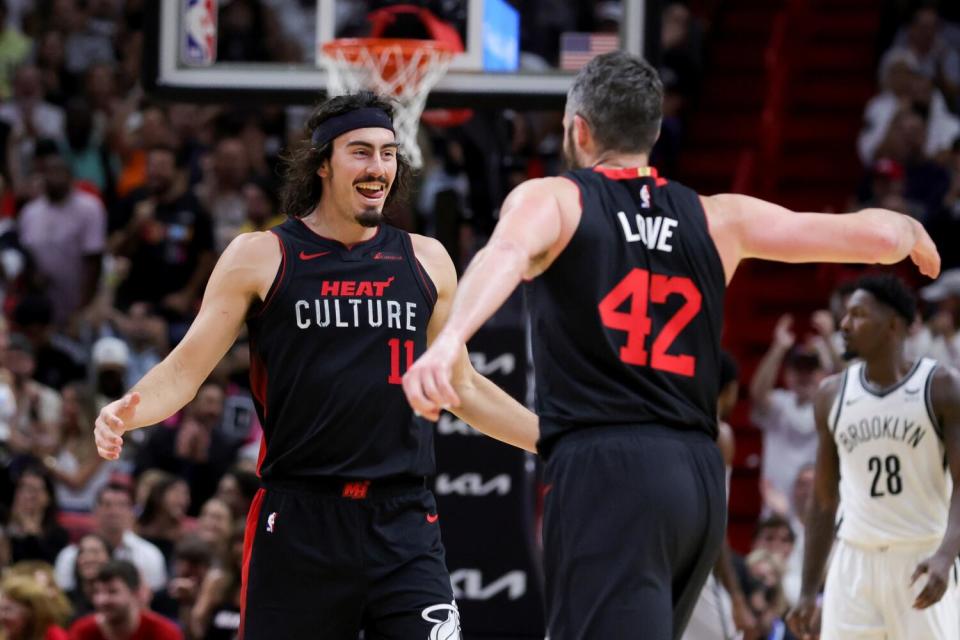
[831,369,850,436]
[859,359,923,398]
[693,193,727,287]
[399,232,438,309]
[252,230,288,318]
[925,360,943,440]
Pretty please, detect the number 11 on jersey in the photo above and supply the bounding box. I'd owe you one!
[388,338,415,385]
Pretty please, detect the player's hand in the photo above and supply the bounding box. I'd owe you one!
[94,392,140,460]
[773,314,796,350]
[787,594,821,639]
[403,332,462,421]
[908,219,941,279]
[911,551,952,609]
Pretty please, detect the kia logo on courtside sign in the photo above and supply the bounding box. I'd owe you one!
[436,413,482,437]
[435,473,512,497]
[450,569,527,601]
[469,352,516,376]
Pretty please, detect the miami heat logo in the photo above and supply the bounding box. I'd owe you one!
[421,600,461,640]
[266,512,277,533]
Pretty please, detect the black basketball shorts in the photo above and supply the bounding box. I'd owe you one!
[239,477,460,640]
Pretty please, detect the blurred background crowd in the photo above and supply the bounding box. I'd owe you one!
[0,0,955,639]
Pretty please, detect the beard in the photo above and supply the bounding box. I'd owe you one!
[841,347,858,361]
[356,208,384,227]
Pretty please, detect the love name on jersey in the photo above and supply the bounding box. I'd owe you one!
[294,277,419,331]
[617,211,678,252]
[836,415,926,454]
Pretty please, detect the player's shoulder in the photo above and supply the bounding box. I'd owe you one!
[509,176,580,202]
[929,361,960,404]
[222,230,282,261]
[409,233,456,291]
[818,371,846,397]
[814,372,846,411]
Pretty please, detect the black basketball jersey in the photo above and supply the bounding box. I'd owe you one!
[529,166,725,453]
[246,218,438,481]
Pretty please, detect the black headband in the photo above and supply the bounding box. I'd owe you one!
[311,107,395,148]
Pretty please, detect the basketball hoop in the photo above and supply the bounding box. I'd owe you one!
[321,38,457,168]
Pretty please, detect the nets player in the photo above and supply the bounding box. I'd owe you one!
[403,51,941,639]
[788,275,960,640]
[93,92,539,639]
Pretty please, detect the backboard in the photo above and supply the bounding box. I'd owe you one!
[145,1,649,109]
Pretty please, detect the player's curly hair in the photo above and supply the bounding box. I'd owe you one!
[278,91,412,218]
[854,274,916,324]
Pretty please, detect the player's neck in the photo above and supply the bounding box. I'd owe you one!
[590,151,650,170]
[862,350,913,389]
[302,206,378,246]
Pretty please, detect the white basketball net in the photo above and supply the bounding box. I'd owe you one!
[321,40,455,168]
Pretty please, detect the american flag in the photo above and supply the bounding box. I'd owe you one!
[559,32,620,71]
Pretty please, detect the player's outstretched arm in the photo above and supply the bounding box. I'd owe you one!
[702,194,941,283]
[94,232,279,460]
[788,374,843,640]
[911,365,960,609]
[404,235,538,452]
[403,177,576,423]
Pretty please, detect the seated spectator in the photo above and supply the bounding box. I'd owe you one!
[236,176,284,234]
[53,483,166,593]
[195,498,234,560]
[135,382,240,516]
[11,295,85,391]
[214,467,258,521]
[881,5,960,108]
[151,536,214,624]
[0,572,69,640]
[0,64,66,190]
[110,144,216,327]
[6,332,61,459]
[871,106,951,222]
[66,534,112,623]
[17,145,105,327]
[194,137,251,252]
[101,302,166,390]
[5,464,68,565]
[190,530,243,640]
[750,316,825,514]
[926,138,960,271]
[90,336,128,412]
[859,51,959,165]
[135,473,191,570]
[0,2,32,101]
[912,267,960,369]
[3,560,71,622]
[68,560,182,640]
[44,383,115,513]
[744,549,791,640]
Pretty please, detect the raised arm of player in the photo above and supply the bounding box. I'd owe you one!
[911,365,960,609]
[788,374,843,640]
[403,177,577,421]
[702,195,941,283]
[94,232,279,460]
[406,234,539,452]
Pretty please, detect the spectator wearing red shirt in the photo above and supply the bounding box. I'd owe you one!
[68,560,181,640]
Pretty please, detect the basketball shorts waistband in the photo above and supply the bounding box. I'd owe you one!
[262,475,427,500]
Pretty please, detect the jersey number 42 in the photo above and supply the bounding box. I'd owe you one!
[598,268,702,377]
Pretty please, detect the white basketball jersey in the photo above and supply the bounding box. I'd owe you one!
[832,358,950,547]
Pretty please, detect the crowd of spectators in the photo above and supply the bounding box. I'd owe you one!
[0,1,954,639]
